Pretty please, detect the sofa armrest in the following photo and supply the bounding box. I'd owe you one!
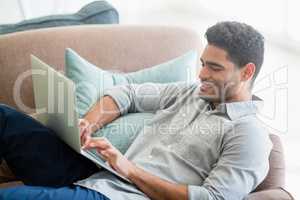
[246,188,294,200]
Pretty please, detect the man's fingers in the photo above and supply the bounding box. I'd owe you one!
[78,118,89,126]
[80,128,90,145]
[82,142,108,150]
[78,118,90,136]
[98,150,110,159]
[82,138,110,150]
[105,148,118,158]
[80,128,86,139]
[82,134,91,146]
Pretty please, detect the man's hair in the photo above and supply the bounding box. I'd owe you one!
[205,21,264,83]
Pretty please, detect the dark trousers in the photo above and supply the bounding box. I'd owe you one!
[0,103,99,186]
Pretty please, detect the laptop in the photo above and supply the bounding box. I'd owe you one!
[31,55,131,183]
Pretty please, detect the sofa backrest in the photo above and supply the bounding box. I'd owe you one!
[0,25,202,113]
[254,134,285,192]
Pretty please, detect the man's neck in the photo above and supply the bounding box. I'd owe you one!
[212,91,252,109]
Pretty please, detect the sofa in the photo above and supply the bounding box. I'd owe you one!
[0,25,294,199]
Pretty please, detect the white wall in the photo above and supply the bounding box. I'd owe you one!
[1,0,299,44]
[0,0,95,23]
[0,0,24,23]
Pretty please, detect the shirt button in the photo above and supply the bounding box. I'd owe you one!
[148,155,153,159]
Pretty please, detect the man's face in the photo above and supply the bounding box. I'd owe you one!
[198,44,244,102]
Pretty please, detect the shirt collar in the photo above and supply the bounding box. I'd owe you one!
[213,95,263,120]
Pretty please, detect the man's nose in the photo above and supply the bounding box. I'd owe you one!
[198,66,210,80]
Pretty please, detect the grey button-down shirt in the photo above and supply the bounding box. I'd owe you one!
[75,81,272,200]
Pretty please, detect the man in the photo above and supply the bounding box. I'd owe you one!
[0,21,272,200]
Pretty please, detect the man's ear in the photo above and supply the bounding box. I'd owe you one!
[241,63,256,81]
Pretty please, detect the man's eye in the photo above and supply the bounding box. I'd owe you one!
[211,67,222,71]
[208,65,222,71]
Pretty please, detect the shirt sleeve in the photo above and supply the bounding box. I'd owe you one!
[103,81,195,115]
[188,122,273,200]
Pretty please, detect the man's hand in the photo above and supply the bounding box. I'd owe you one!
[78,119,100,146]
[78,96,121,146]
[82,137,135,178]
[82,137,188,200]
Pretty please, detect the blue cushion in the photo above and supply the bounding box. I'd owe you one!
[65,48,197,153]
[0,1,118,35]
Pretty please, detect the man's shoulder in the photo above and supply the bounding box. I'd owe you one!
[226,116,272,150]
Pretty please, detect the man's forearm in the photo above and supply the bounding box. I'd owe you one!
[83,95,188,200]
[128,165,188,200]
[83,95,121,132]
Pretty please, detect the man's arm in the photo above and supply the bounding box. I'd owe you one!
[186,124,273,200]
[82,95,121,131]
[102,82,193,115]
[82,137,188,200]
[80,82,193,140]
[128,164,188,200]
[79,95,121,143]
[83,122,272,200]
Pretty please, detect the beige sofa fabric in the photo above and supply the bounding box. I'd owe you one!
[0,25,201,113]
[255,134,285,191]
